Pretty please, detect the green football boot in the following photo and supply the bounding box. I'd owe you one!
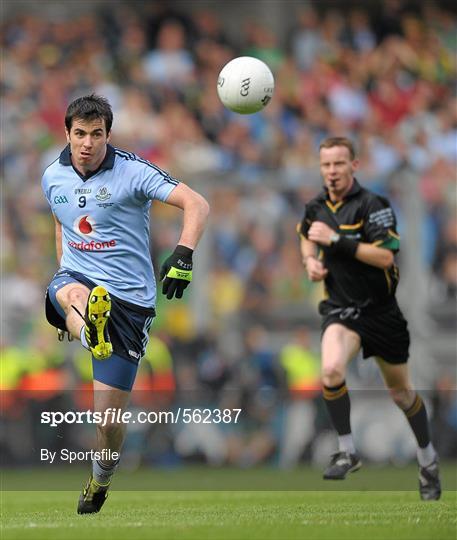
[85,286,112,360]
[77,475,110,514]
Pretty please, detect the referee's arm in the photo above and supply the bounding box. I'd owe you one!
[308,221,394,269]
[299,235,317,265]
[298,225,328,282]
[353,242,394,269]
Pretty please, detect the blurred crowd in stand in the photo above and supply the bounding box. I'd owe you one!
[1,0,456,466]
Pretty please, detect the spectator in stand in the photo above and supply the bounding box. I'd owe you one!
[142,20,195,90]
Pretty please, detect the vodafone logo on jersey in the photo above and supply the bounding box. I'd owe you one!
[74,215,96,236]
[69,215,116,251]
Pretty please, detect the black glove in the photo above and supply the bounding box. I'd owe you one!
[159,245,193,299]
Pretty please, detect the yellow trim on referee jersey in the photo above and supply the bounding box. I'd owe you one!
[325,200,344,213]
[393,264,399,281]
[339,220,364,230]
[388,229,400,240]
[374,236,400,251]
[384,269,392,294]
[322,277,329,299]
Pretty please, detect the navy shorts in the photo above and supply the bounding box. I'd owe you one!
[320,299,410,364]
[46,270,155,391]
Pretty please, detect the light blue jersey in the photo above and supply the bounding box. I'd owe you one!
[42,144,178,308]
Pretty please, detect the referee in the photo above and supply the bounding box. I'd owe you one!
[298,137,441,500]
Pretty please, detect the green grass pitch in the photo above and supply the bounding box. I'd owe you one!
[1,466,456,540]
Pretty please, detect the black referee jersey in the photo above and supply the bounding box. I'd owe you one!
[298,179,401,308]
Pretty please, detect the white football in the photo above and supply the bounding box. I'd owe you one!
[217,57,274,114]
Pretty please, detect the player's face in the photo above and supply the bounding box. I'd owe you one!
[66,117,111,174]
[319,146,359,201]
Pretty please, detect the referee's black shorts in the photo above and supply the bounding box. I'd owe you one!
[320,299,410,364]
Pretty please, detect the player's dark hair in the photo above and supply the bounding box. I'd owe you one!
[65,94,113,133]
[319,137,356,160]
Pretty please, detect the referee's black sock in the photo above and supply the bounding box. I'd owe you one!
[403,393,436,466]
[323,381,354,452]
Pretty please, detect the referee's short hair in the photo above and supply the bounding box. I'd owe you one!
[319,137,356,160]
[65,94,113,133]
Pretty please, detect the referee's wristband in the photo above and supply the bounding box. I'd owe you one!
[332,235,358,258]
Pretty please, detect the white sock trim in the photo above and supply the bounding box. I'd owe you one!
[80,326,90,350]
[417,442,437,467]
[92,458,119,485]
[338,433,356,454]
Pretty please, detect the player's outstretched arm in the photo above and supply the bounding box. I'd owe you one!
[159,183,210,299]
[165,183,210,250]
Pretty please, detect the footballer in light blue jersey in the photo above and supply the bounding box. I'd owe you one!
[42,143,178,308]
[43,95,209,514]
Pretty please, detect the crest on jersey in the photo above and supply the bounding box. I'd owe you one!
[73,215,96,237]
[95,186,111,202]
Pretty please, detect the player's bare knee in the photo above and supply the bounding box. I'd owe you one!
[67,286,89,306]
[55,287,69,308]
[322,364,346,387]
[389,388,414,410]
[56,284,89,312]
